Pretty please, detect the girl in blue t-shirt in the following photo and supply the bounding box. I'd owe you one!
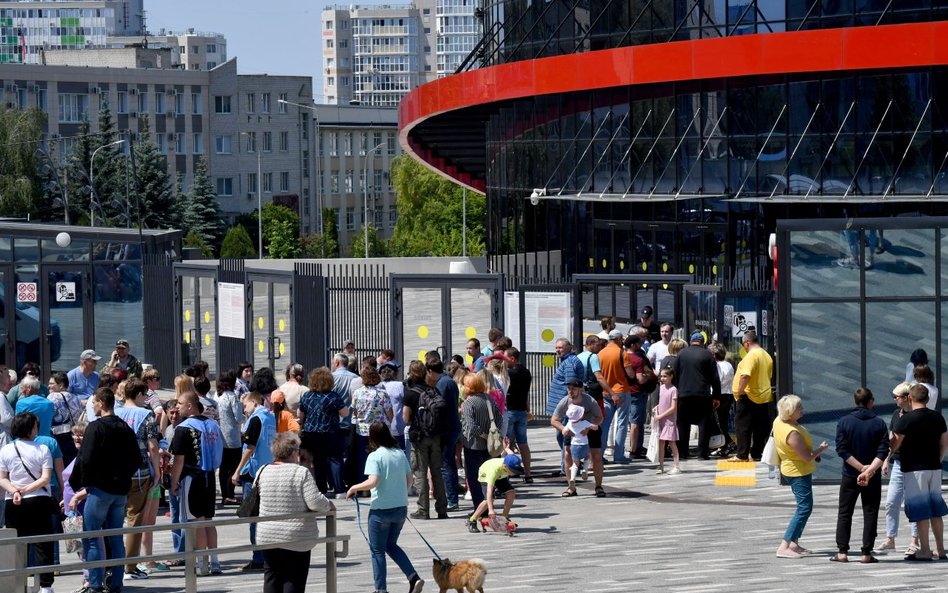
[347,421,425,593]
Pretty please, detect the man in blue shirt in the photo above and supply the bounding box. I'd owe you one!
[547,338,585,475]
[67,349,101,400]
[15,375,54,437]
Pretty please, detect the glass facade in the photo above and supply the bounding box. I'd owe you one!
[779,218,948,480]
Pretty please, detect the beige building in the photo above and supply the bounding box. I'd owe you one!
[106,29,228,71]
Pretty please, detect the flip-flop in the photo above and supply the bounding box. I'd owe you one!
[561,488,577,497]
[938,554,948,560]
[861,556,879,564]
[904,553,933,561]
[829,554,848,563]
[595,486,606,498]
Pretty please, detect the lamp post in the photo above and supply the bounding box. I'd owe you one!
[240,131,263,258]
[90,139,125,227]
[363,143,385,258]
[277,98,321,252]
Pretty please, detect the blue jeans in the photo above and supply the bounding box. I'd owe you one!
[83,488,128,589]
[629,393,647,453]
[170,490,185,554]
[612,393,631,462]
[783,474,814,543]
[600,398,615,451]
[505,410,529,444]
[241,476,265,564]
[367,506,417,592]
[441,431,460,506]
[885,459,918,538]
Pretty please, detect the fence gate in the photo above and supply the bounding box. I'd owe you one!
[391,274,503,365]
[573,274,694,334]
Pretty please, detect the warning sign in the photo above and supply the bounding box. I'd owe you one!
[56,282,77,302]
[16,282,37,303]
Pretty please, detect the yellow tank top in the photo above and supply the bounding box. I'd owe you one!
[772,418,815,477]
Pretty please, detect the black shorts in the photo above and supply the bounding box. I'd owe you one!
[181,471,216,520]
[587,425,602,449]
[481,477,514,498]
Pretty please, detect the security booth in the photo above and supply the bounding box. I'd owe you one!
[0,222,181,379]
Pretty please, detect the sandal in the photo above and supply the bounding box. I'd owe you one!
[904,552,933,561]
[861,555,879,564]
[829,554,848,562]
[595,486,606,498]
[561,488,577,497]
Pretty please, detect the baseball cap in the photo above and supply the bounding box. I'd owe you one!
[641,305,654,317]
[379,360,401,371]
[690,332,705,344]
[565,377,584,388]
[115,339,130,348]
[608,329,624,340]
[503,454,524,474]
[81,349,101,361]
[270,390,286,404]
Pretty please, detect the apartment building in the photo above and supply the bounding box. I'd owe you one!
[313,104,399,249]
[321,0,479,106]
[107,28,228,71]
[0,0,144,64]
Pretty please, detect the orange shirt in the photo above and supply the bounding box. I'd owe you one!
[599,342,631,394]
[276,409,300,433]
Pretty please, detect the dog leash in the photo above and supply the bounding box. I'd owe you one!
[353,497,443,561]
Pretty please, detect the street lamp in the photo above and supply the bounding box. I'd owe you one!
[240,131,263,258]
[363,143,385,258]
[90,139,125,227]
[277,98,321,251]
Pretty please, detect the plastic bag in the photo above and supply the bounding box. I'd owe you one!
[646,420,660,463]
[63,512,83,554]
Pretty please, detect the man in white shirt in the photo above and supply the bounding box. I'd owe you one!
[647,323,674,369]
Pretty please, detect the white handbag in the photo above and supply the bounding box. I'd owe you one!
[762,432,780,467]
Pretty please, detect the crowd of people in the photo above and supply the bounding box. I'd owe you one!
[0,323,944,592]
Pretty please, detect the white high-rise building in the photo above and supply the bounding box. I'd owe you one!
[321,0,479,107]
[0,0,144,64]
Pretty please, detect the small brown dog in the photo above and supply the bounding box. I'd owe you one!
[432,557,487,593]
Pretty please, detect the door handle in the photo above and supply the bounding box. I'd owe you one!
[273,336,283,360]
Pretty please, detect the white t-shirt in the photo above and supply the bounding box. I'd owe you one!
[921,383,939,411]
[0,439,52,499]
[567,419,592,446]
[717,360,735,396]
[648,340,670,368]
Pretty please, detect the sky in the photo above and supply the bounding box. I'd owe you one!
[145,0,328,99]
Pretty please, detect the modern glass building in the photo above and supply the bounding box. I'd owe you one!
[400,3,948,286]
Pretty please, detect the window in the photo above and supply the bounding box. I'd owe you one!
[280,131,289,151]
[15,89,26,110]
[280,171,290,192]
[303,151,309,177]
[216,177,233,196]
[279,93,287,113]
[386,132,396,155]
[345,207,355,231]
[138,92,148,113]
[155,93,165,113]
[329,132,338,156]
[36,89,47,112]
[206,44,217,53]
[179,45,185,54]
[389,206,397,227]
[327,77,335,87]
[374,208,384,228]
[326,39,334,49]
[374,171,383,195]
[207,62,217,69]
[193,133,203,154]
[261,93,270,113]
[247,93,255,113]
[214,95,231,113]
[215,135,232,154]
[191,45,199,54]
[117,91,128,114]
[325,20,333,29]
[248,172,258,194]
[175,133,185,154]
[58,94,88,123]
[156,134,167,153]
[174,92,185,115]
[359,133,367,156]
[262,131,272,152]
[191,92,201,114]
[343,132,352,156]
[263,172,273,193]
[373,131,382,148]
[330,172,339,193]
[246,132,256,152]
[178,174,187,194]
[344,170,353,193]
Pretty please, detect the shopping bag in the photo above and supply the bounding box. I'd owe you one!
[646,420,660,463]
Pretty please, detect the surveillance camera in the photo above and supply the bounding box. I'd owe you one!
[530,188,544,198]
[530,196,540,206]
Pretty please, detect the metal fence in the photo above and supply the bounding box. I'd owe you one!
[0,511,348,593]
[142,253,177,389]
[325,264,392,363]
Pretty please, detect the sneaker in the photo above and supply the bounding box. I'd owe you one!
[445,503,459,512]
[409,510,429,520]
[240,561,265,572]
[581,466,588,481]
[463,490,472,501]
[409,574,425,593]
[523,476,534,484]
[209,562,223,575]
[124,567,149,580]
[40,588,55,593]
[466,518,480,533]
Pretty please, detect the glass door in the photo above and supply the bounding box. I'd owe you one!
[250,280,293,372]
[42,265,92,375]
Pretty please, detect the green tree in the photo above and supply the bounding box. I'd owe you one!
[268,219,302,258]
[300,208,340,258]
[258,202,300,257]
[220,225,257,258]
[132,116,178,229]
[183,229,214,258]
[92,100,126,225]
[181,156,225,247]
[388,154,485,256]
[348,223,388,258]
[64,119,95,225]
[0,108,47,219]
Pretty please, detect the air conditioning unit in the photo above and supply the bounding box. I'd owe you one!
[129,88,139,95]
[90,86,101,94]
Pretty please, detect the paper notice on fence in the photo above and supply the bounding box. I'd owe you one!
[524,292,571,352]
[505,291,521,350]
[218,282,246,339]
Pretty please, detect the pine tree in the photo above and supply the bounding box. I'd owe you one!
[220,225,257,258]
[65,119,95,225]
[92,100,125,225]
[131,116,177,229]
[182,156,225,247]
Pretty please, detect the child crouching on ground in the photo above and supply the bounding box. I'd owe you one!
[466,454,523,533]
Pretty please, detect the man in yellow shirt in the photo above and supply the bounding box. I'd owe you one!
[732,331,774,461]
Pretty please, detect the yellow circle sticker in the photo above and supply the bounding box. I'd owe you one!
[465,354,473,364]
[662,262,668,272]
[641,262,647,271]
[418,350,426,361]
[540,329,554,342]
[259,340,265,353]
[588,258,594,268]
[689,264,695,274]
[601,259,607,269]
[279,343,285,356]
[258,317,264,330]
[184,310,191,322]
[542,354,555,368]
[204,334,210,346]
[418,326,429,339]
[204,311,210,324]
[712,265,718,275]
[184,332,190,344]
[465,326,477,339]
[278,319,286,332]
[619,260,625,270]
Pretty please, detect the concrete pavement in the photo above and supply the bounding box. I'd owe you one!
[52,425,948,593]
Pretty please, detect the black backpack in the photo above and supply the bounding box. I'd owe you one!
[408,383,448,441]
[583,354,603,399]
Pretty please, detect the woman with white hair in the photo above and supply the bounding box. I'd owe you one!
[880,382,919,554]
[773,394,829,559]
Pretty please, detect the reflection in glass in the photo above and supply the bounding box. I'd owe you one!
[252,282,270,371]
[181,276,197,370]
[41,240,90,262]
[0,269,4,366]
[866,301,934,399]
[50,269,85,374]
[273,283,292,367]
[14,265,40,371]
[14,239,39,263]
[199,277,217,378]
[94,263,143,372]
[402,288,442,364]
[0,237,10,262]
[865,229,936,297]
[451,289,491,366]
[789,230,860,298]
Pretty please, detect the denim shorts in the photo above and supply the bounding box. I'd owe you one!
[505,410,529,444]
[904,469,948,522]
[570,443,590,462]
